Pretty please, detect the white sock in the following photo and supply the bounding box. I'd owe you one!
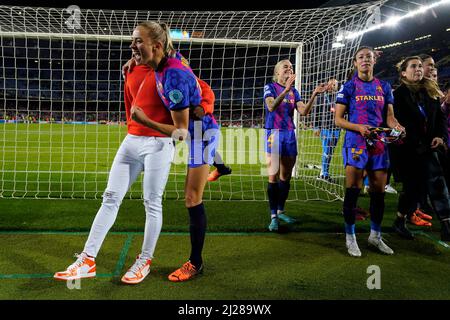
[370,229,381,240]
[346,233,356,243]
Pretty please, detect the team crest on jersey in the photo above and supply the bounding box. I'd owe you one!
[376,85,383,93]
[351,148,363,161]
[284,98,294,103]
[169,89,184,104]
[267,133,274,148]
[181,57,190,68]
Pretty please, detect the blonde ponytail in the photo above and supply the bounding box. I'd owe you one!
[159,23,175,57]
[137,21,175,57]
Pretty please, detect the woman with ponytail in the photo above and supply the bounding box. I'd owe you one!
[409,54,443,224]
[390,56,450,242]
[442,82,450,190]
[263,59,328,232]
[129,21,220,282]
[54,21,179,285]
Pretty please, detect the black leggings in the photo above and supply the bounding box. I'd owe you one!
[444,148,450,192]
[398,151,450,222]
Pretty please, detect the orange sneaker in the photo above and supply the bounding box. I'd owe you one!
[54,253,96,281]
[207,169,221,182]
[409,212,432,227]
[207,167,232,182]
[415,209,432,221]
[121,255,152,284]
[168,261,203,282]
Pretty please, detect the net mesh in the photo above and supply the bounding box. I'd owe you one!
[0,2,385,200]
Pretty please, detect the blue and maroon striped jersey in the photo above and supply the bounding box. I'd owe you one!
[336,74,394,149]
[264,82,302,130]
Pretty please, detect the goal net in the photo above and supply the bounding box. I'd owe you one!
[0,2,384,200]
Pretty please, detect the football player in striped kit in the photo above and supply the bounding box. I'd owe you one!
[129,21,219,282]
[335,46,404,257]
[264,59,328,232]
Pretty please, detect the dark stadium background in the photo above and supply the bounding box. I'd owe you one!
[1,0,448,126]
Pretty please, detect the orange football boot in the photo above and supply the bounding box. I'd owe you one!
[414,209,432,221]
[409,212,432,227]
[168,261,203,282]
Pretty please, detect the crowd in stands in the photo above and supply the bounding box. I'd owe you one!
[374,35,450,88]
[1,110,124,124]
[1,33,448,128]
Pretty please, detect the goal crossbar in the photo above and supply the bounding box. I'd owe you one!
[0,31,302,48]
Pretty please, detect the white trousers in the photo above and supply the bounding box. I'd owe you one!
[83,134,174,259]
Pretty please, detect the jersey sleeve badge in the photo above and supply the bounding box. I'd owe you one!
[169,89,184,104]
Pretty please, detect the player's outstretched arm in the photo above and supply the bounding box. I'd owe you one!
[296,83,328,116]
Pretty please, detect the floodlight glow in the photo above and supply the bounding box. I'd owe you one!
[344,30,362,40]
[385,16,401,27]
[332,42,345,48]
[341,0,450,41]
[417,6,428,14]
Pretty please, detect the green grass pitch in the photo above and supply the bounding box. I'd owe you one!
[0,123,449,300]
[0,123,343,200]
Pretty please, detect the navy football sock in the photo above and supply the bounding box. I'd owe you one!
[343,187,361,226]
[369,192,385,230]
[267,182,279,218]
[188,203,207,268]
[277,180,291,212]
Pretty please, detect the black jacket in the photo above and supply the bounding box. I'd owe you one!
[390,83,448,181]
[392,84,447,152]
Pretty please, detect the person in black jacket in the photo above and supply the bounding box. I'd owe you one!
[441,82,450,195]
[390,56,450,242]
